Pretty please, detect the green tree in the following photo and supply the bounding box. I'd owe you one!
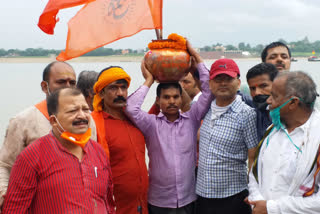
[203,46,211,52]
[0,49,6,56]
[238,42,245,50]
[278,38,287,44]
[225,45,237,51]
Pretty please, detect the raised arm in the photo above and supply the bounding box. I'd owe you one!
[141,59,154,88]
[125,61,155,134]
[186,40,214,121]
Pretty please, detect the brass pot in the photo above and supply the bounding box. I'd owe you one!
[144,48,191,83]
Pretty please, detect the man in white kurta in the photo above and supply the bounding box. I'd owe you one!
[248,71,320,214]
[0,61,97,205]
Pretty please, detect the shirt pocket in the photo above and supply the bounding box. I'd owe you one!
[89,165,110,199]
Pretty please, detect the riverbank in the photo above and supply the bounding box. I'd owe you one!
[0,55,144,63]
[0,56,309,63]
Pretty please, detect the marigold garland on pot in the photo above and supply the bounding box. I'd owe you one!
[148,33,187,50]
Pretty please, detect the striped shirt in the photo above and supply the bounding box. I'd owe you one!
[2,133,115,214]
[196,96,258,198]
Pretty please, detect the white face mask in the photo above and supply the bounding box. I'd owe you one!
[46,81,51,95]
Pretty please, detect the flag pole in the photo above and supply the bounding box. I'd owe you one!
[148,0,163,40]
[155,29,160,40]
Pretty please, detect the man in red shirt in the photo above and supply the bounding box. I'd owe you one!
[2,88,115,214]
[0,61,97,206]
[92,66,149,214]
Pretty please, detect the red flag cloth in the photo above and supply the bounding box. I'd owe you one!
[38,0,95,35]
[57,0,163,61]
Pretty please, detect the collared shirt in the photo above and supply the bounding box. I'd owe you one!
[196,96,258,198]
[0,103,97,200]
[126,63,213,208]
[103,112,149,214]
[258,125,304,201]
[2,133,115,214]
[191,92,202,104]
[210,97,234,121]
[248,110,320,214]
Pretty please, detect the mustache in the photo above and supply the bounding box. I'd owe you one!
[72,119,88,126]
[275,63,285,68]
[167,105,178,109]
[113,96,126,103]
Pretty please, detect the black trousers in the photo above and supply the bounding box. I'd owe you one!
[196,189,251,214]
[148,202,195,214]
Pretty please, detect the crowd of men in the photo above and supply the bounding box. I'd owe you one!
[0,40,320,214]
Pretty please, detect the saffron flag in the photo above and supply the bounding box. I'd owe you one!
[38,0,95,35]
[57,0,163,61]
[312,50,316,55]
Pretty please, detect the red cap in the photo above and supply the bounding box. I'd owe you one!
[209,58,240,80]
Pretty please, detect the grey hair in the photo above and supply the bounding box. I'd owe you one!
[76,70,99,98]
[277,71,318,110]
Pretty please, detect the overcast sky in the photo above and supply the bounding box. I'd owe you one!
[1,0,320,50]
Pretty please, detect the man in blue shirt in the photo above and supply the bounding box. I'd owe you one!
[196,58,258,214]
[246,63,278,141]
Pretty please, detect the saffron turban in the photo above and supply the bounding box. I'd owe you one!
[93,67,131,112]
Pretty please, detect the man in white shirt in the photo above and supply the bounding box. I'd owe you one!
[180,72,202,103]
[247,71,320,214]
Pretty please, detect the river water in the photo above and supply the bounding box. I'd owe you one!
[1,59,320,143]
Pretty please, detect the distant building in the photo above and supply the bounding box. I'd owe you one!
[137,49,145,54]
[242,51,251,56]
[214,46,225,52]
[49,54,56,58]
[122,49,129,55]
[288,44,295,48]
[8,53,20,57]
[199,50,247,59]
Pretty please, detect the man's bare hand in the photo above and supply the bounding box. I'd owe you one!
[247,199,268,214]
[186,40,203,64]
[141,59,154,87]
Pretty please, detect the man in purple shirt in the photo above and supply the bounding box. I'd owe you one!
[125,42,214,214]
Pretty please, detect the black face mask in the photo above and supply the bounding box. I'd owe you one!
[253,95,270,111]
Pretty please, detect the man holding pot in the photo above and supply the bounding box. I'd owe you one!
[125,41,213,214]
